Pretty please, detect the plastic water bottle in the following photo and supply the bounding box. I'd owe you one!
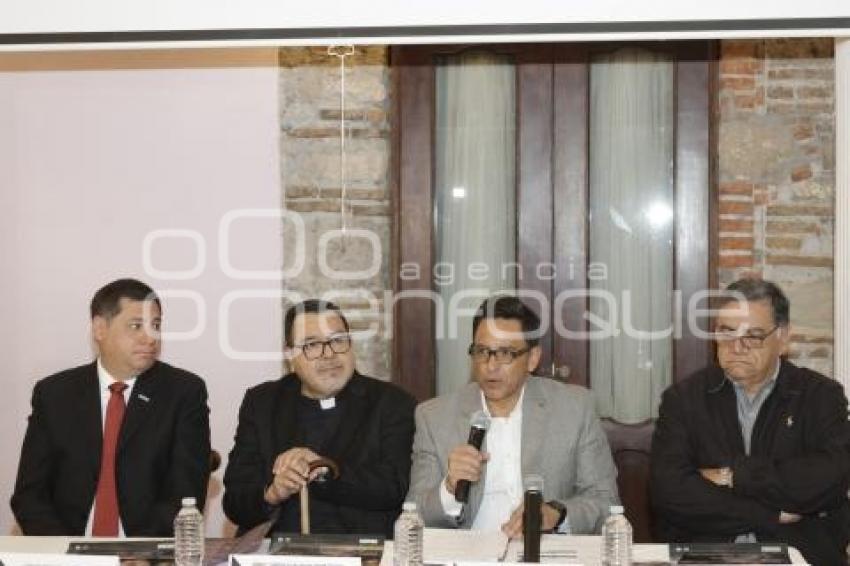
[174,496,204,566]
[601,505,632,566]
[393,501,424,566]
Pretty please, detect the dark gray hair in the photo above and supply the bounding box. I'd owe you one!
[721,278,790,327]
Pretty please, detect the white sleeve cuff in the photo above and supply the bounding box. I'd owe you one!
[439,477,464,517]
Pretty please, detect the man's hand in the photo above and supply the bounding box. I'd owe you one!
[699,467,732,487]
[779,511,802,524]
[445,444,488,494]
[264,447,322,505]
[501,502,563,539]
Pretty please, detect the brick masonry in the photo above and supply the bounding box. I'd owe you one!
[717,38,835,376]
[279,46,392,379]
[278,39,836,381]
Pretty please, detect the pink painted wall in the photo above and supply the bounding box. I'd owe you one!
[0,50,283,535]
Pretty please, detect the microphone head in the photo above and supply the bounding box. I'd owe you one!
[470,410,491,431]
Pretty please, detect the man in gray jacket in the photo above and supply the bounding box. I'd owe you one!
[407,296,618,536]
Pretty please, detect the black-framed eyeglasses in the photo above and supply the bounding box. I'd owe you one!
[713,325,780,351]
[295,334,352,360]
[467,344,530,365]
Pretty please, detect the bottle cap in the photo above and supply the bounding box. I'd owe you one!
[610,505,624,514]
[402,501,417,511]
[182,497,197,506]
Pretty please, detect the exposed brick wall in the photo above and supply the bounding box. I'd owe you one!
[279,46,391,380]
[718,39,835,376]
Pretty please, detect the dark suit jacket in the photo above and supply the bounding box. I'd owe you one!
[11,360,211,536]
[223,372,416,537]
[651,360,850,566]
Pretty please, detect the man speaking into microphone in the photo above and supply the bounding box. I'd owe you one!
[407,296,619,536]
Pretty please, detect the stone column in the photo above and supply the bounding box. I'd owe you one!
[836,38,850,392]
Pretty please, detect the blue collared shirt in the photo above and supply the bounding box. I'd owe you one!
[731,360,781,456]
[729,360,780,543]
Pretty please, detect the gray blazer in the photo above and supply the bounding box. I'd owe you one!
[407,376,619,534]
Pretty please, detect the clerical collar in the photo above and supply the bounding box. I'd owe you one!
[298,392,338,411]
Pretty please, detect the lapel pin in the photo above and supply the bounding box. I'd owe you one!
[785,415,794,427]
[138,394,150,403]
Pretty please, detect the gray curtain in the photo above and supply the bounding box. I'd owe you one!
[588,47,675,423]
[434,51,517,395]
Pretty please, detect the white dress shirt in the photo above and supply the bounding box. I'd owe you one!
[84,358,137,537]
[440,388,525,530]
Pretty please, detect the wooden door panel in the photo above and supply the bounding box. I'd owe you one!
[674,47,716,380]
[517,47,555,374]
[552,48,590,386]
[392,47,436,401]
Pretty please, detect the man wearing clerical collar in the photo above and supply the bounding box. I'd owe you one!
[407,295,619,536]
[223,299,416,537]
[651,278,850,565]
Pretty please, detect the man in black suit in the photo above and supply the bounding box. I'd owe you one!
[11,278,211,536]
[651,278,850,565]
[223,299,416,537]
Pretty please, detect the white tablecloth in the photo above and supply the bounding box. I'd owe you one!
[378,530,808,565]
[0,533,808,565]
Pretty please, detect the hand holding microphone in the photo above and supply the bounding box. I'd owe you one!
[448,411,491,504]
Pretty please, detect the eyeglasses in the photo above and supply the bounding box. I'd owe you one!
[468,345,530,365]
[294,334,352,360]
[713,325,780,350]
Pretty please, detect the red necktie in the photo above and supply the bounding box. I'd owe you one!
[92,382,128,536]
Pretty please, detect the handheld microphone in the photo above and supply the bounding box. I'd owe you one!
[454,410,490,504]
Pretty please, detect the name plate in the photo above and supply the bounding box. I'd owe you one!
[230,555,362,566]
[0,553,119,566]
